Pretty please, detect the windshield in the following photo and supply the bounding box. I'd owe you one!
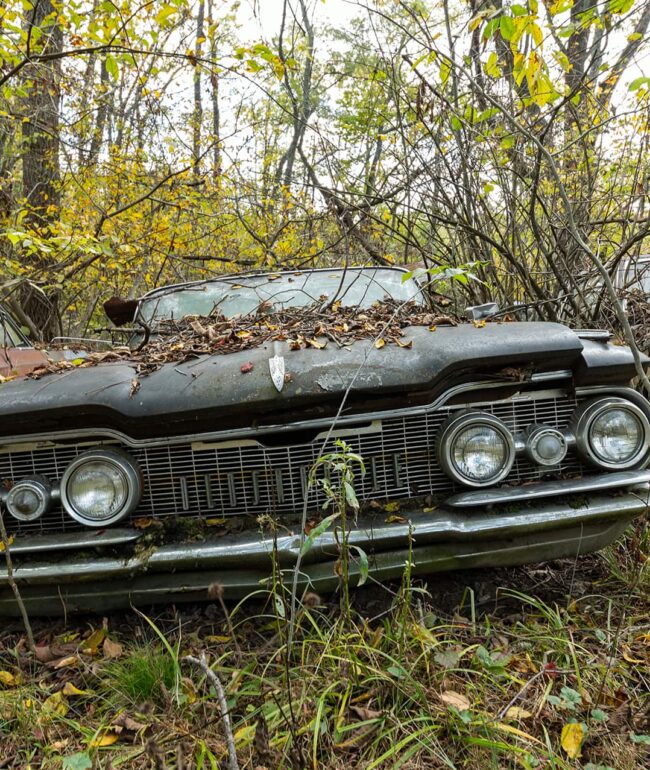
[138,268,422,324]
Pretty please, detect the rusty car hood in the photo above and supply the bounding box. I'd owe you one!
[0,321,633,439]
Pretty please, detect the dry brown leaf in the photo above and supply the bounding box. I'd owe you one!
[103,637,124,659]
[350,705,382,721]
[53,655,80,669]
[440,690,471,711]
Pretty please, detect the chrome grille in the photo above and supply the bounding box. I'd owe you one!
[2,392,587,535]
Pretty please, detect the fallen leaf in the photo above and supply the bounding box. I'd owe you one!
[374,337,385,349]
[440,690,471,711]
[240,361,254,373]
[34,645,55,663]
[81,628,106,655]
[473,319,486,328]
[0,670,19,687]
[350,705,382,721]
[53,655,80,669]
[88,732,120,748]
[205,517,227,526]
[384,501,401,513]
[42,691,69,718]
[62,682,88,696]
[394,338,412,348]
[505,706,533,720]
[103,637,123,659]
[133,517,154,529]
[0,536,14,552]
[112,712,147,732]
[560,722,585,759]
[306,338,327,349]
[385,514,407,524]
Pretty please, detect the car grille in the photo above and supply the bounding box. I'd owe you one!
[2,392,587,535]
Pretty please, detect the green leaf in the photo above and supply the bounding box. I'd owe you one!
[630,734,650,745]
[62,754,93,770]
[609,0,634,14]
[299,512,340,557]
[434,650,461,669]
[500,16,515,41]
[629,76,650,92]
[350,545,369,587]
[590,708,608,723]
[105,54,118,80]
[560,686,582,710]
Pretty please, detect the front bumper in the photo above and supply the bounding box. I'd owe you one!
[1,474,649,615]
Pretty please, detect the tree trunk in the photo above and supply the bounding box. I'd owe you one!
[21,0,63,340]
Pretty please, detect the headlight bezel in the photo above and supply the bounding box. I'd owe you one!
[4,476,53,522]
[438,411,516,487]
[60,448,142,527]
[574,397,650,470]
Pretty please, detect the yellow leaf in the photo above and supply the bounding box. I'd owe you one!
[54,655,79,669]
[395,338,413,348]
[233,724,256,745]
[89,731,120,748]
[428,325,437,332]
[205,517,227,526]
[505,706,533,720]
[81,628,107,654]
[473,319,486,328]
[0,536,14,553]
[0,670,19,687]
[560,722,585,759]
[42,691,69,718]
[385,501,401,513]
[205,635,232,643]
[385,514,407,524]
[374,337,385,349]
[61,682,88,696]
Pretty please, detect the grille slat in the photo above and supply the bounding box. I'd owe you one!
[1,393,586,535]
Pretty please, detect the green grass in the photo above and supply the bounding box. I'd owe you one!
[0,534,648,769]
[100,646,179,709]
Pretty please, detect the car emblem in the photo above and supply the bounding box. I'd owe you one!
[269,354,285,392]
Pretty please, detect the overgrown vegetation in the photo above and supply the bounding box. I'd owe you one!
[0,537,647,769]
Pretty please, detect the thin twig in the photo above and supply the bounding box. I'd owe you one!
[184,653,239,770]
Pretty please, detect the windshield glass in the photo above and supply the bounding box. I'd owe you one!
[138,268,422,324]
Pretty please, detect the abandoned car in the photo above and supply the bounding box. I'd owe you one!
[0,267,649,615]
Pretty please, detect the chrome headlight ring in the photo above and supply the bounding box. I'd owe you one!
[438,411,516,487]
[3,476,53,522]
[60,448,142,527]
[573,397,650,470]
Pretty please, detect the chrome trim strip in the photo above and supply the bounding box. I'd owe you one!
[4,490,646,585]
[0,380,563,451]
[3,528,141,555]
[446,471,650,508]
[530,369,573,382]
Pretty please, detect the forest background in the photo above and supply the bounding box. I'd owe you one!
[1,0,649,342]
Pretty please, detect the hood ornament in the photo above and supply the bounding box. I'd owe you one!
[269,354,286,392]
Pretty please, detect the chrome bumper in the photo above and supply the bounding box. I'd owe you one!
[1,474,648,614]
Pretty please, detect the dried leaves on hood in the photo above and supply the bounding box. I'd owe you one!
[27,299,460,380]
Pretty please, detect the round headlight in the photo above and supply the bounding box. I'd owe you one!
[438,412,515,487]
[4,476,52,522]
[574,397,650,469]
[60,449,142,527]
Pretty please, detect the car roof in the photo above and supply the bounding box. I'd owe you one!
[140,266,415,301]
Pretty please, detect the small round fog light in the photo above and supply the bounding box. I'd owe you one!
[525,426,567,467]
[5,476,52,522]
